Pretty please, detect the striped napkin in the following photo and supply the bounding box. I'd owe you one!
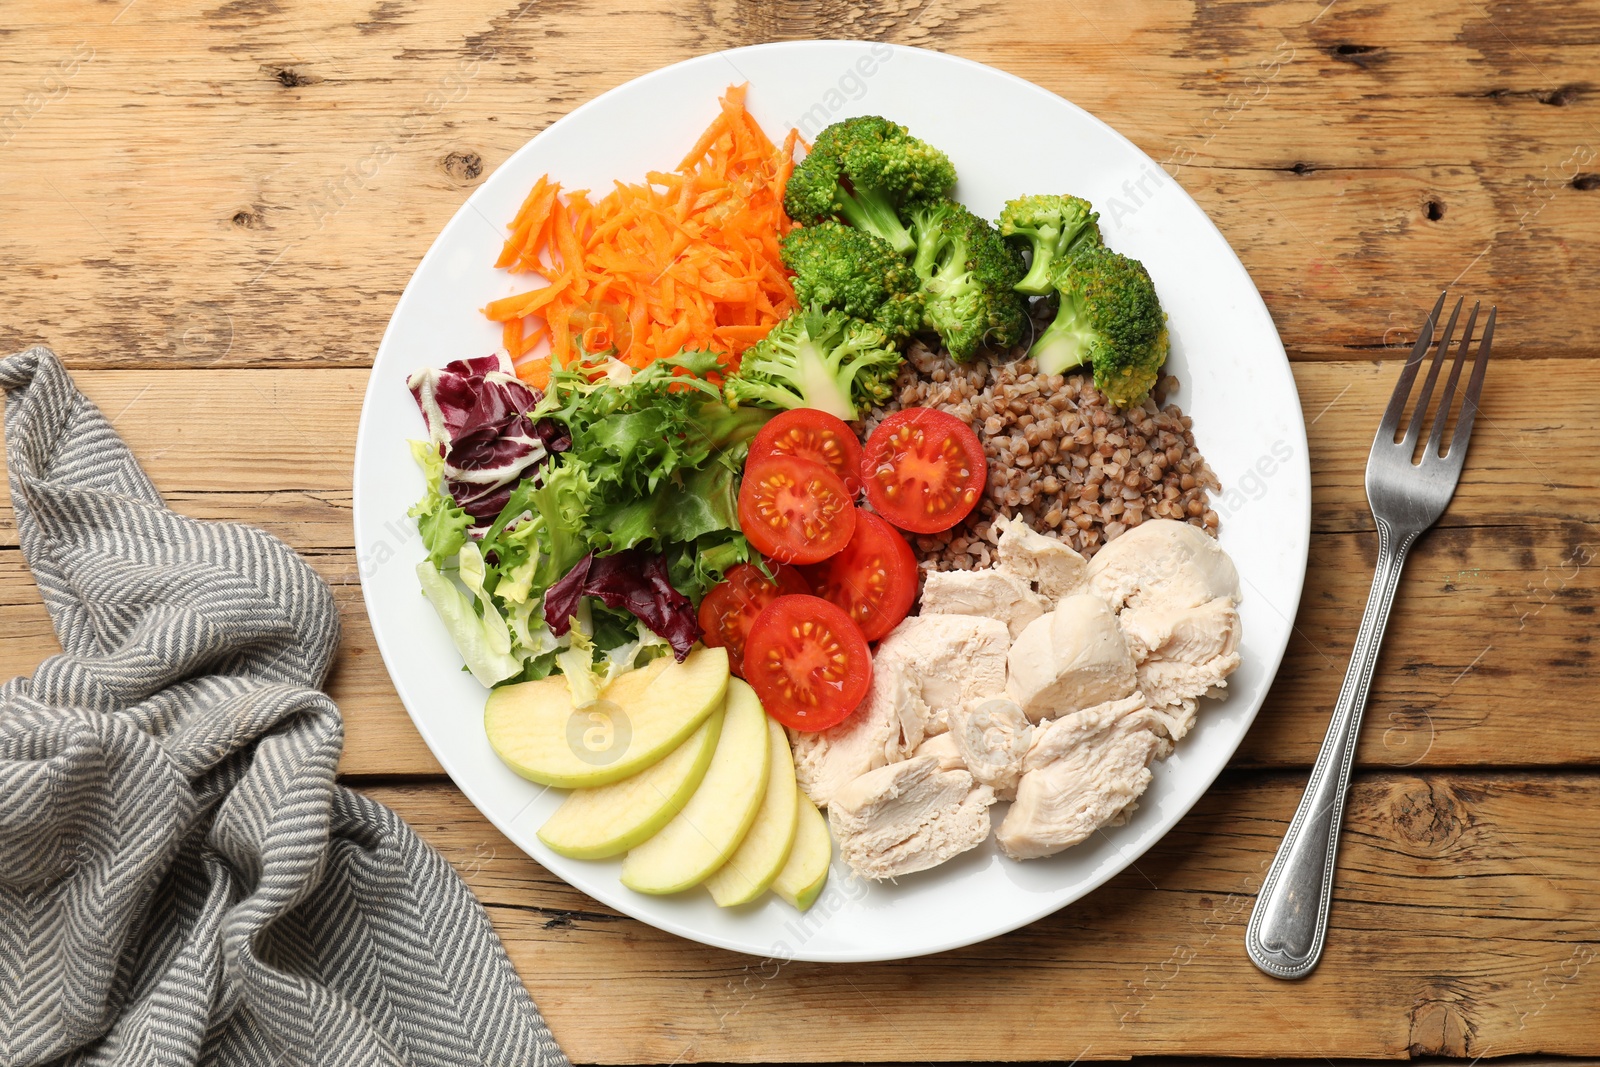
[0,348,570,1067]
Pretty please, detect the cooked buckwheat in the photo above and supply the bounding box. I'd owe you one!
[860,341,1220,572]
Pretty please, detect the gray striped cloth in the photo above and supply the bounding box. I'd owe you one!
[0,348,571,1067]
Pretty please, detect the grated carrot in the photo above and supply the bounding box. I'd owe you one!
[487,85,797,381]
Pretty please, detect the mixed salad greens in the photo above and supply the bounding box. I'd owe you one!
[407,104,1174,722]
[407,349,769,698]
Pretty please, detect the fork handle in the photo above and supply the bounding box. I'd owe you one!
[1245,519,1418,979]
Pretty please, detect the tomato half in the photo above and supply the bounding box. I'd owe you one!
[860,407,988,534]
[744,595,873,731]
[802,511,919,641]
[696,562,811,678]
[737,457,857,565]
[748,408,865,495]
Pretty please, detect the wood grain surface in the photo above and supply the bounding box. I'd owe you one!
[380,775,1600,1062]
[3,0,1598,1061]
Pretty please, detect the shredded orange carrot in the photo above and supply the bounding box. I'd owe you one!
[514,358,551,390]
[484,273,571,322]
[487,85,798,380]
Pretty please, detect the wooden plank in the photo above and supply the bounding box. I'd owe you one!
[1,362,1594,774]
[362,773,1600,1062]
[1,1,1598,367]
[2,360,1592,538]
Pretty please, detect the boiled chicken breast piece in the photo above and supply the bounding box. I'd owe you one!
[1085,518,1243,715]
[1144,698,1200,744]
[1087,519,1240,651]
[995,514,1089,604]
[920,566,1049,639]
[1006,594,1138,723]
[873,614,1010,741]
[996,695,1173,860]
[947,698,1033,800]
[829,756,996,880]
[912,731,966,771]
[790,654,910,809]
[1136,598,1242,710]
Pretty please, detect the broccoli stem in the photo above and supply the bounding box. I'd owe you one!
[1015,230,1062,296]
[1031,295,1091,375]
[791,335,858,421]
[911,225,942,281]
[837,186,915,257]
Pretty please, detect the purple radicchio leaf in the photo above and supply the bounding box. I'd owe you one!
[407,353,570,525]
[544,551,700,661]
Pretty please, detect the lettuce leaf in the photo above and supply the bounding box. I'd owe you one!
[590,455,742,552]
[665,531,754,604]
[555,616,672,708]
[407,440,471,567]
[535,350,768,549]
[416,560,524,687]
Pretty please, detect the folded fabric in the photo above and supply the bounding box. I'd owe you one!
[0,348,571,1067]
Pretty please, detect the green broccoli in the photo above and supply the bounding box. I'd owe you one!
[723,308,903,421]
[998,194,1103,296]
[779,222,926,342]
[906,198,1029,362]
[782,116,956,256]
[1031,244,1169,407]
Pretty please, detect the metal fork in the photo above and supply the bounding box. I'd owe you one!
[1245,292,1495,980]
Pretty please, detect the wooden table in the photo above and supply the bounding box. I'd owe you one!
[4,0,1598,1061]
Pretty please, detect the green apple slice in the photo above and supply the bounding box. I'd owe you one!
[773,793,832,912]
[621,679,770,895]
[485,646,729,789]
[537,702,726,860]
[704,715,799,906]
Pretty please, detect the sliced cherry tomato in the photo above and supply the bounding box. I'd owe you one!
[744,595,873,731]
[748,408,865,495]
[802,511,919,641]
[860,407,988,534]
[696,561,811,678]
[737,457,857,565]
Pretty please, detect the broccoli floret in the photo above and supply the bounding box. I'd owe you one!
[998,194,1103,296]
[783,116,956,256]
[723,308,903,421]
[779,222,926,342]
[1031,245,1169,407]
[872,290,928,342]
[905,198,1028,362]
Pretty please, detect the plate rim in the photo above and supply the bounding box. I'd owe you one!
[352,39,1311,962]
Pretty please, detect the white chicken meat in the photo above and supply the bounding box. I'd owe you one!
[790,613,1008,808]
[828,755,996,880]
[919,566,1049,639]
[994,514,1090,604]
[945,698,1033,800]
[996,694,1174,860]
[1005,593,1139,723]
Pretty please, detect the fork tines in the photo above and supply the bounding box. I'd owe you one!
[1378,291,1496,464]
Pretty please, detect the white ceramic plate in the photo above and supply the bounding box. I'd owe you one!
[353,41,1310,963]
